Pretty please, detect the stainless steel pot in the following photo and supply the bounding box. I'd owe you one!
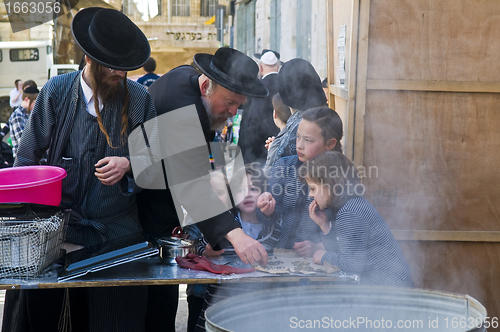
[157,237,196,265]
[206,285,487,332]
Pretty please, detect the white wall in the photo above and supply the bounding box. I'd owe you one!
[29,22,53,41]
[254,0,271,54]
[310,0,327,79]
[279,0,297,62]
[243,0,327,78]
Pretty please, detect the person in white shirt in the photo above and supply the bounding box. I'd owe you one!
[9,79,23,108]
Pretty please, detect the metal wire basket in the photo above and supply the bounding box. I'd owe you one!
[0,210,68,279]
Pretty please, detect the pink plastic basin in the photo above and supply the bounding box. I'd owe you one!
[0,166,67,206]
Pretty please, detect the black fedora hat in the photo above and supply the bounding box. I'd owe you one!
[72,7,150,71]
[193,48,269,98]
[278,58,327,110]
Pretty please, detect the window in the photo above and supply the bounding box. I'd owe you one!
[296,0,311,61]
[122,0,134,15]
[10,48,39,62]
[270,0,281,53]
[172,0,190,16]
[58,68,77,75]
[200,0,216,17]
[236,1,255,56]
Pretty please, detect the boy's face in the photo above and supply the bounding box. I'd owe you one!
[307,179,332,210]
[296,120,328,162]
[236,174,261,214]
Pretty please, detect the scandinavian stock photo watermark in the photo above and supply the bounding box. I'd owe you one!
[289,315,497,330]
[127,104,380,226]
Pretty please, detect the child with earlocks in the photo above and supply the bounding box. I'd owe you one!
[258,106,343,257]
[302,151,413,287]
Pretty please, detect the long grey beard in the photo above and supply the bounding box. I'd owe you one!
[202,96,229,131]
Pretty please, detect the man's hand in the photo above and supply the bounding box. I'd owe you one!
[203,243,225,257]
[257,192,275,218]
[226,228,268,266]
[293,241,324,258]
[312,249,327,264]
[94,156,131,186]
[265,136,275,150]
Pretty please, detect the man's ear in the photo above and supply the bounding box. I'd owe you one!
[273,109,277,119]
[199,76,210,97]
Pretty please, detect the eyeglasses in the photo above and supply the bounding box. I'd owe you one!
[106,67,126,74]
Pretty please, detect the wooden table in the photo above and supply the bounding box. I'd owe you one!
[0,255,357,290]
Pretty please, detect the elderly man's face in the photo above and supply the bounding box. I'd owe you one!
[203,84,247,130]
[208,85,247,118]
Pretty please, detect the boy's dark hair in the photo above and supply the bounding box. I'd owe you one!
[22,86,39,110]
[300,151,360,209]
[230,162,267,194]
[143,57,157,73]
[22,80,37,90]
[272,93,291,124]
[14,79,21,87]
[302,106,343,153]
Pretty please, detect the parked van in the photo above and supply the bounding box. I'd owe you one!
[0,40,78,122]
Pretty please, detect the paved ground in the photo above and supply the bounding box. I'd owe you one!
[0,287,189,332]
[177,284,189,332]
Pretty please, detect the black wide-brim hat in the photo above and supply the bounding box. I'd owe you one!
[193,48,269,98]
[72,7,150,71]
[278,58,327,110]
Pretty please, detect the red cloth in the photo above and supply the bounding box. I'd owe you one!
[176,253,255,274]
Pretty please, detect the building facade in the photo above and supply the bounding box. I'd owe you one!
[125,0,233,76]
[0,0,232,76]
[235,0,327,79]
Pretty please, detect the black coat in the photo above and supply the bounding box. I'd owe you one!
[136,65,238,249]
[238,72,280,164]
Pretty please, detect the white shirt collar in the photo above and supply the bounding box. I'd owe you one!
[80,68,103,116]
[262,71,278,80]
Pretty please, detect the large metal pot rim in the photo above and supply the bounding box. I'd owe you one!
[206,285,487,332]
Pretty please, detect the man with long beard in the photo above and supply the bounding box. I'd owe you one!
[3,8,157,332]
[136,48,270,331]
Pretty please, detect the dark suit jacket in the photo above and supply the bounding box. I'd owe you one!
[238,72,280,164]
[136,65,238,249]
